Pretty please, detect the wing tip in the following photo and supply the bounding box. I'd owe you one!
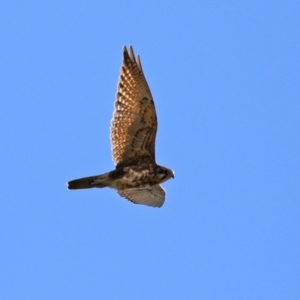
[122,45,143,72]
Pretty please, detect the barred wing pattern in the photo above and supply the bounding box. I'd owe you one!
[118,185,165,207]
[111,46,158,167]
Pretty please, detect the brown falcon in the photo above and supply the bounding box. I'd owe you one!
[67,45,174,207]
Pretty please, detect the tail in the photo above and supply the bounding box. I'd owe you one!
[67,173,110,190]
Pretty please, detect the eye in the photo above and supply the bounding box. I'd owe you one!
[157,168,165,174]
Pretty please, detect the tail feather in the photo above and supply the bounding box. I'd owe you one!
[67,173,110,190]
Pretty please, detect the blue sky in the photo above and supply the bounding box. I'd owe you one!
[1,1,299,299]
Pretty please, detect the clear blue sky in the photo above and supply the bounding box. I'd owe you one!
[1,1,299,299]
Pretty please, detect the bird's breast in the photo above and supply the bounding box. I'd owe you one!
[112,166,157,190]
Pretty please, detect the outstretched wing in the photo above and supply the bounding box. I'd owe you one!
[118,185,165,208]
[111,45,158,167]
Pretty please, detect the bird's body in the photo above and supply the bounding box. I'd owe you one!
[67,46,174,207]
[68,163,171,190]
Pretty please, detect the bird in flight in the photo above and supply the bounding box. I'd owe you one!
[67,45,174,207]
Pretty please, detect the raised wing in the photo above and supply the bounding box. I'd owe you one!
[111,45,158,167]
[118,185,165,208]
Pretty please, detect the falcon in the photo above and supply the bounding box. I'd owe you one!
[67,45,174,207]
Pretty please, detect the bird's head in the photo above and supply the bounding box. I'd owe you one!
[156,165,175,183]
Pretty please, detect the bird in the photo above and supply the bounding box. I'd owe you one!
[67,45,174,207]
